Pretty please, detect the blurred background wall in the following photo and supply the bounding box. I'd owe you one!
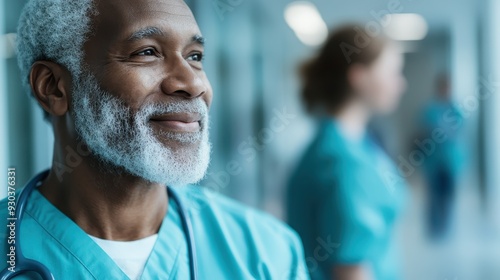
[0,0,7,195]
[2,0,500,279]
[1,0,54,192]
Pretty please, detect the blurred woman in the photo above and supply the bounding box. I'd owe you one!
[287,25,408,280]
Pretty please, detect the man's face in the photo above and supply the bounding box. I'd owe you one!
[70,0,212,185]
[84,0,212,134]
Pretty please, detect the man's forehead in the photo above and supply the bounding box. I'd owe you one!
[136,1,193,16]
[91,0,199,41]
[94,0,194,25]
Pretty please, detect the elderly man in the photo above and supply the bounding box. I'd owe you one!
[0,0,309,279]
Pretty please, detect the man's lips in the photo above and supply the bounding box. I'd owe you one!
[149,112,201,133]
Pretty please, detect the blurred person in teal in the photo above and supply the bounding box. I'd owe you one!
[419,74,464,240]
[287,25,408,280]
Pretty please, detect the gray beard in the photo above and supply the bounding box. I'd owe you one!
[70,73,211,186]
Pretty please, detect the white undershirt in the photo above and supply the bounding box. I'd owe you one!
[89,234,158,280]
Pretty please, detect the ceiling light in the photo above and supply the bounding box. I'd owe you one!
[383,13,428,41]
[284,1,328,46]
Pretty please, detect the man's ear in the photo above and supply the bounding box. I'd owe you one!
[29,61,72,117]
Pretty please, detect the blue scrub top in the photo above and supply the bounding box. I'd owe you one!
[420,99,465,177]
[287,119,407,280]
[0,184,309,279]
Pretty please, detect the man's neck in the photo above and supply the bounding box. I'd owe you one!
[38,154,168,241]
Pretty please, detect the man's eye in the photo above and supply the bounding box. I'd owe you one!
[135,49,156,56]
[187,53,204,62]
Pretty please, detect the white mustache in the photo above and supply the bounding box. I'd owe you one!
[139,99,209,130]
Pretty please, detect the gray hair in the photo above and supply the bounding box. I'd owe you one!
[17,0,96,95]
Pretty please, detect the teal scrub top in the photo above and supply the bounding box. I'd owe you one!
[420,99,465,177]
[287,119,407,280]
[0,184,309,279]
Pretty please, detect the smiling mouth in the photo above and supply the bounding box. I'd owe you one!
[149,112,201,133]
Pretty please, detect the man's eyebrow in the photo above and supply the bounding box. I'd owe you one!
[126,27,205,47]
[126,26,165,42]
[192,35,205,47]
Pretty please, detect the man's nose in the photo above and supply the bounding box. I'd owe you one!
[160,57,206,99]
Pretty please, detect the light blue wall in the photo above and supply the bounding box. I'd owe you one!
[2,0,53,196]
[192,0,264,207]
[0,0,8,197]
[482,0,500,218]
